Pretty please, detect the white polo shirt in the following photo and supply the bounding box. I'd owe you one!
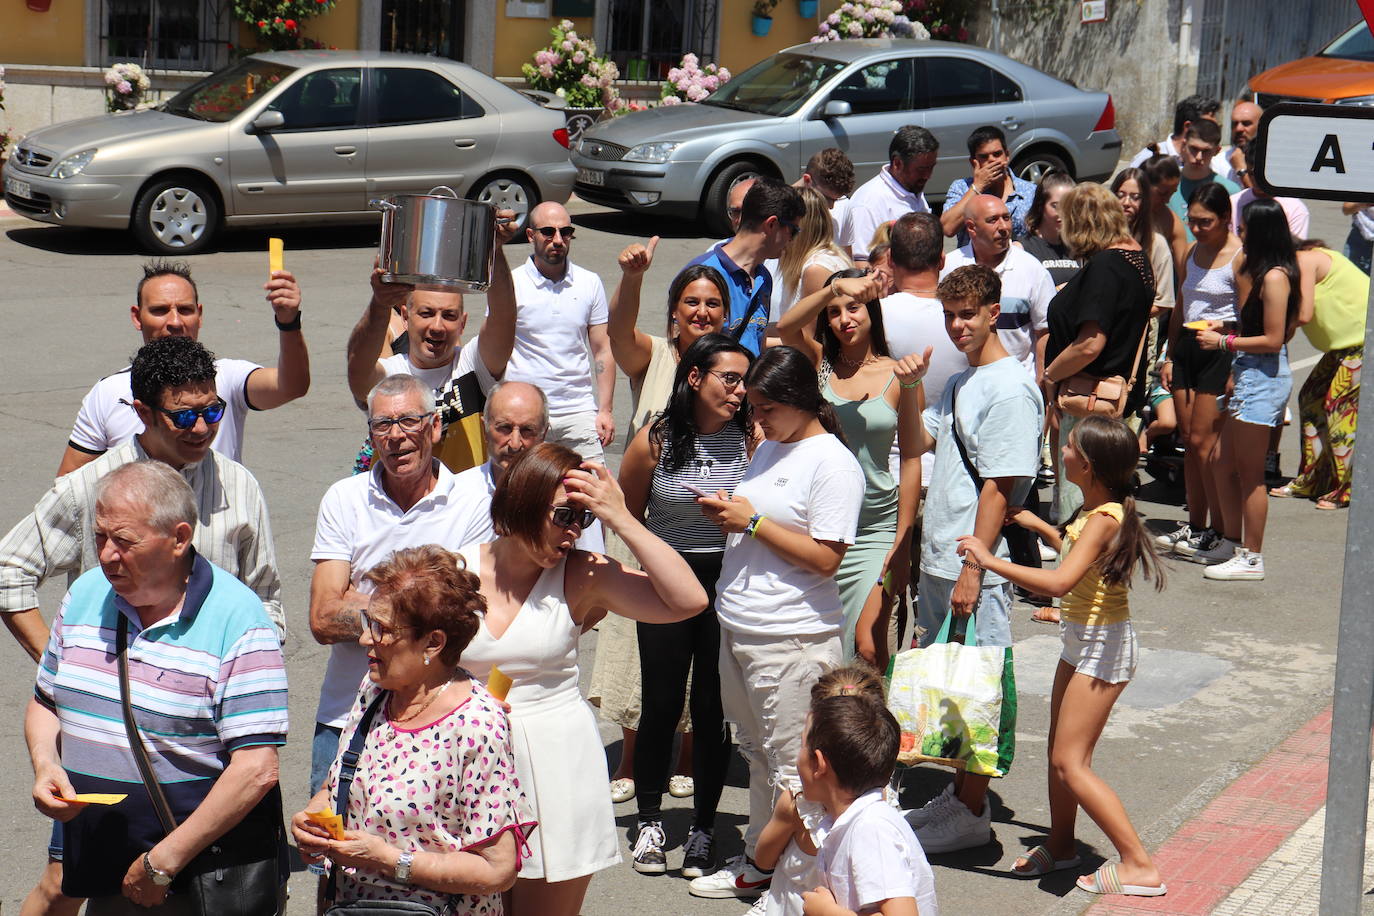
[816,789,939,916]
[831,196,853,249]
[449,460,605,553]
[845,166,930,259]
[67,358,260,463]
[940,244,1055,377]
[506,258,608,416]
[311,459,477,727]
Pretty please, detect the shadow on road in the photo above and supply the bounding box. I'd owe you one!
[572,209,708,240]
[5,223,390,256]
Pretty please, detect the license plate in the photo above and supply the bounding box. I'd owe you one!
[5,177,32,199]
[576,167,605,187]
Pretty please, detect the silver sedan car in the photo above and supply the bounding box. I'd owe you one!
[2,51,576,254]
[572,39,1121,235]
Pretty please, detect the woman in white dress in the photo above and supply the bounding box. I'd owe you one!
[459,442,707,916]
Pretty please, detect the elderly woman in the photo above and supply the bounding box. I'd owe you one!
[293,545,532,915]
[27,460,289,914]
[459,443,707,916]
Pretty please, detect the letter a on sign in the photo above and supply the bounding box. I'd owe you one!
[1312,134,1347,174]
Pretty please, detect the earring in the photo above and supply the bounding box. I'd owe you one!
[423,655,431,666]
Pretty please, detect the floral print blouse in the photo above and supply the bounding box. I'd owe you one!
[325,673,535,915]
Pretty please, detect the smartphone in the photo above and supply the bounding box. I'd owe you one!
[683,483,712,499]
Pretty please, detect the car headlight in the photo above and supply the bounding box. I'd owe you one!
[51,149,97,179]
[1336,94,1374,107]
[622,142,680,163]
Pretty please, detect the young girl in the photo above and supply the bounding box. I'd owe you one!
[956,415,1167,898]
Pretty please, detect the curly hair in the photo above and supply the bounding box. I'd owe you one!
[936,263,1001,308]
[363,545,486,666]
[1060,182,1134,260]
[129,335,217,409]
[805,148,856,197]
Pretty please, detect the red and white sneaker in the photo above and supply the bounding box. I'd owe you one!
[688,855,773,899]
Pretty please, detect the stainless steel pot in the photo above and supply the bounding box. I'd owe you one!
[370,187,496,292]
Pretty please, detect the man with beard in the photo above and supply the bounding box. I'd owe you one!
[845,125,939,261]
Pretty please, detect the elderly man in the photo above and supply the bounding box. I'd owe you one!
[845,125,939,261]
[347,209,519,474]
[57,259,310,475]
[26,460,289,913]
[504,201,617,463]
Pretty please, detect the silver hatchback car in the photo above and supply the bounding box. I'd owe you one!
[571,38,1120,235]
[2,51,576,254]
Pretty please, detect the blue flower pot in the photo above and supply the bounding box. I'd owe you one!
[798,0,818,16]
[751,14,773,36]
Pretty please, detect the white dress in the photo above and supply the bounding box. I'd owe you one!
[458,544,622,882]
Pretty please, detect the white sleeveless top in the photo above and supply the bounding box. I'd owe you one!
[1181,249,1239,324]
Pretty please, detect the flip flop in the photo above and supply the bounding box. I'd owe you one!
[1030,607,1061,625]
[1076,863,1167,897]
[1315,499,1345,511]
[1269,484,1301,498]
[1009,844,1081,877]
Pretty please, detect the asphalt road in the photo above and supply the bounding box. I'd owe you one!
[0,195,1356,915]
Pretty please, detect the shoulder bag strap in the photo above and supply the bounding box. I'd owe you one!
[948,382,983,490]
[324,690,389,903]
[117,616,179,837]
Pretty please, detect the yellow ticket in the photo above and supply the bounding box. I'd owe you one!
[59,793,127,805]
[306,808,346,840]
[487,666,513,701]
[1184,320,1211,330]
[269,237,284,276]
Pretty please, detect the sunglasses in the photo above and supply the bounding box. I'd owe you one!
[367,412,434,435]
[550,505,596,529]
[359,608,414,643]
[148,398,227,430]
[534,226,575,239]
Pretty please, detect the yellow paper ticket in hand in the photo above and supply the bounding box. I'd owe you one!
[306,808,346,840]
[58,793,127,805]
[487,666,513,701]
[269,237,284,277]
[1184,320,1212,331]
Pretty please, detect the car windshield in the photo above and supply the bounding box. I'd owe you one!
[1319,21,1374,61]
[702,52,846,117]
[163,59,297,122]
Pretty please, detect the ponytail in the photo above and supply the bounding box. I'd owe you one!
[1069,417,1166,590]
[1099,493,1166,590]
[816,401,848,446]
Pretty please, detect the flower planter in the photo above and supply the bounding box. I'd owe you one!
[751,14,773,36]
[563,107,604,143]
[798,0,818,16]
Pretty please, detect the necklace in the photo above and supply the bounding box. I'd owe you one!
[390,674,456,725]
[838,352,878,369]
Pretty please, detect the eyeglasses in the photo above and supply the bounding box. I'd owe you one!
[550,505,596,529]
[727,206,742,220]
[708,369,746,389]
[368,412,434,434]
[534,226,575,239]
[359,608,414,643]
[150,398,227,430]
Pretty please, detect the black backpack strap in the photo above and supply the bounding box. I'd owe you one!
[324,690,388,903]
[949,381,983,490]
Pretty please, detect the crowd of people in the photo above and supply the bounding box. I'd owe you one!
[0,91,1361,916]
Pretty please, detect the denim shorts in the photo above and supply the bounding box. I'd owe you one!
[1230,350,1291,427]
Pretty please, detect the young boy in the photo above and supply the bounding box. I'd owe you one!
[799,695,938,916]
[1166,118,1241,241]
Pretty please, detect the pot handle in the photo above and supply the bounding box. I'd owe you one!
[369,198,399,212]
[428,186,459,199]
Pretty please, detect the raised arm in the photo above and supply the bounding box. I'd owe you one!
[245,270,311,409]
[607,238,660,384]
[778,274,883,365]
[476,209,521,381]
[347,268,412,406]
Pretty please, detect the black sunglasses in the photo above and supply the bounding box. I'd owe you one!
[550,505,595,529]
[534,226,575,239]
[124,397,226,430]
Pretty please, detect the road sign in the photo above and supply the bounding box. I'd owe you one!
[1253,102,1374,203]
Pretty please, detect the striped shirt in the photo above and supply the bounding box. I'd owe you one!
[644,424,750,553]
[36,555,288,896]
[0,439,283,635]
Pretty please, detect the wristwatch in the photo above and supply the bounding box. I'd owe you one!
[143,851,174,886]
[394,850,415,885]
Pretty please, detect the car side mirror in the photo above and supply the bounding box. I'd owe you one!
[821,99,852,119]
[250,110,286,133]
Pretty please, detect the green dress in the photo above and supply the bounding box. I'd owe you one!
[823,372,900,660]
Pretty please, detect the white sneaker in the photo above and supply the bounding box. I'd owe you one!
[742,895,770,916]
[1192,536,1238,566]
[1155,523,1192,548]
[1204,549,1265,580]
[688,855,772,899]
[904,783,956,829]
[1038,540,1059,562]
[914,797,992,854]
[1172,527,1219,558]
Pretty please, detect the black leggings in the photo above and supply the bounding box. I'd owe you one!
[633,551,731,828]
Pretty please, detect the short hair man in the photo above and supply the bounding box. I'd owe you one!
[1222,100,1262,183]
[346,208,521,475]
[939,126,1039,245]
[800,148,857,250]
[1127,93,1222,171]
[57,259,311,476]
[27,461,289,912]
[690,177,803,355]
[1166,119,1242,241]
[504,201,617,463]
[845,125,939,260]
[904,264,1043,854]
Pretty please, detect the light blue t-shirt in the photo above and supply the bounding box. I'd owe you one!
[920,356,1044,583]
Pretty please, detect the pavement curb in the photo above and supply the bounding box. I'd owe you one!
[1084,704,1333,915]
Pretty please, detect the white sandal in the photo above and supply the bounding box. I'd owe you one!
[610,777,636,803]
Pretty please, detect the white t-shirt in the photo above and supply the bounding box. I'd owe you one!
[845,166,931,259]
[830,196,853,250]
[311,460,479,727]
[67,357,260,463]
[716,435,863,636]
[775,248,852,322]
[920,357,1042,584]
[940,245,1054,377]
[880,292,968,480]
[506,258,608,416]
[817,789,939,916]
[447,460,605,552]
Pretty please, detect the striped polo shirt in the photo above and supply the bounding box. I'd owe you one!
[35,554,288,896]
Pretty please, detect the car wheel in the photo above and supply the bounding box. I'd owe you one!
[471,173,539,234]
[702,160,770,238]
[132,177,220,255]
[1012,147,1073,185]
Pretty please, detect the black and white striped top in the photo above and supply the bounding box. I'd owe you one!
[645,423,750,553]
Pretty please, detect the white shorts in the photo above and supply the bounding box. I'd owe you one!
[1059,618,1138,684]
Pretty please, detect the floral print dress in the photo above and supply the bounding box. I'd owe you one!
[325,674,535,915]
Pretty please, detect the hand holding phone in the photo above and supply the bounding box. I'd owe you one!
[683,483,711,499]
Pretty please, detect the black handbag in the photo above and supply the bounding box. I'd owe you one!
[323,691,442,916]
[115,617,288,916]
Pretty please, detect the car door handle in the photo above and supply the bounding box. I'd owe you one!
[454,139,477,149]
[334,145,357,155]
[1000,118,1022,130]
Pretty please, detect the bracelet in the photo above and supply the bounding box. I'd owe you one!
[274,312,303,332]
[961,558,983,572]
[900,377,923,390]
[1225,334,1237,352]
[745,513,764,538]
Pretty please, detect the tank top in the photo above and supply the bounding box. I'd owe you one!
[644,423,750,552]
[1181,249,1239,325]
[1060,502,1130,626]
[822,373,899,529]
[1305,248,1370,352]
[627,334,677,443]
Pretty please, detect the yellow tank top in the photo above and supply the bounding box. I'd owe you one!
[1304,248,1369,353]
[1060,502,1131,626]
